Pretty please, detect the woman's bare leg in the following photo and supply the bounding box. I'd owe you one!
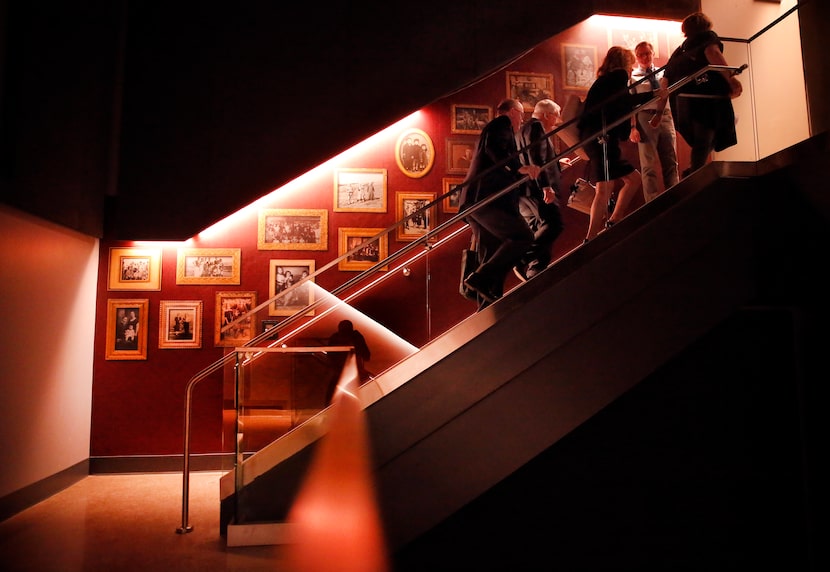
[607,170,642,225]
[585,180,613,240]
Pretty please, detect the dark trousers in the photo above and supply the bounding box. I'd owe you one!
[466,200,533,301]
[518,193,563,271]
[683,120,717,177]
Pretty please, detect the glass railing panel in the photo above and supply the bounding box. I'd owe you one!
[217,216,475,457]
[233,348,341,456]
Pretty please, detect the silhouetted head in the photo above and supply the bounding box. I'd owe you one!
[681,12,713,38]
[338,319,354,334]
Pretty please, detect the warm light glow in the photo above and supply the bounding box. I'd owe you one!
[193,111,425,241]
[587,15,682,34]
[273,282,418,360]
[126,239,187,249]
[284,354,390,572]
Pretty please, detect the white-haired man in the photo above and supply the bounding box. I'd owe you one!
[514,98,565,281]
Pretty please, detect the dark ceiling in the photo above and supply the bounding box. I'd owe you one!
[0,0,698,240]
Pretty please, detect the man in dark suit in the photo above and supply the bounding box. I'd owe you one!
[459,98,541,308]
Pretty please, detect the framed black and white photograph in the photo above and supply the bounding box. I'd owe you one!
[214,291,257,347]
[175,248,241,285]
[450,104,492,134]
[446,138,476,175]
[268,259,316,316]
[158,300,203,349]
[105,298,149,360]
[442,177,464,213]
[107,248,161,291]
[257,208,328,251]
[506,71,554,111]
[394,127,435,178]
[260,319,280,340]
[333,168,387,213]
[338,227,389,272]
[562,44,597,90]
[396,192,436,242]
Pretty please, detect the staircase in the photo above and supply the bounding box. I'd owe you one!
[219,134,826,569]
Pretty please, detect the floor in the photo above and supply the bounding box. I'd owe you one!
[0,471,290,572]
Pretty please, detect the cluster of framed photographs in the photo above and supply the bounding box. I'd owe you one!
[101,62,582,362]
[102,27,679,364]
[105,246,322,359]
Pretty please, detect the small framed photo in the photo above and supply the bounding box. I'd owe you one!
[261,319,280,340]
[442,177,464,213]
[394,127,435,178]
[450,104,492,134]
[105,298,149,360]
[608,28,660,58]
[396,192,436,242]
[175,248,241,285]
[506,71,554,111]
[257,208,328,251]
[446,138,476,175]
[158,300,203,349]
[333,168,387,213]
[215,291,257,347]
[107,247,161,291]
[269,260,315,317]
[338,227,389,272]
[562,44,597,90]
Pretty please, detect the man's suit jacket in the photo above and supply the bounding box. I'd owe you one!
[459,114,524,213]
[519,117,561,198]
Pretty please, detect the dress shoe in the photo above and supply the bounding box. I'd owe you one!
[463,272,499,303]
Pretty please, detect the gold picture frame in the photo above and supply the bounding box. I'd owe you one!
[214,291,257,347]
[105,298,149,360]
[158,300,203,349]
[268,260,315,316]
[175,248,241,285]
[257,208,328,250]
[562,44,597,90]
[446,138,476,175]
[506,71,554,111]
[338,227,389,272]
[107,247,161,291]
[394,127,435,178]
[450,104,492,134]
[333,168,387,213]
[442,177,464,213]
[260,319,280,339]
[396,192,436,242]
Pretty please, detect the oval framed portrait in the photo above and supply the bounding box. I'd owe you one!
[394,127,435,178]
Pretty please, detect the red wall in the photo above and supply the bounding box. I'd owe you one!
[91,17,685,457]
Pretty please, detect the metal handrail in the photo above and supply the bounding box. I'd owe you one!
[176,223,471,533]
[176,62,748,534]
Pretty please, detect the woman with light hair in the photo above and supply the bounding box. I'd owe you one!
[578,46,666,242]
